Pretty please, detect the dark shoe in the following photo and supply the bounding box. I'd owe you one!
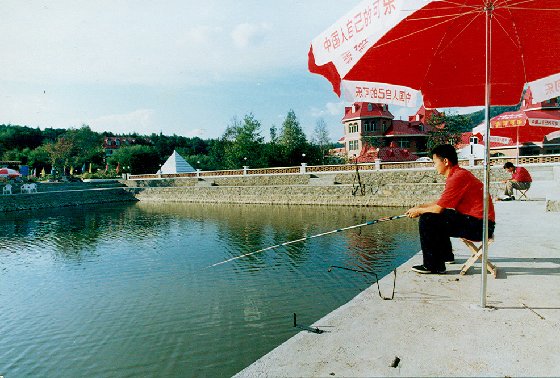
[411,265,446,274]
[502,196,513,201]
[444,253,455,264]
[510,196,515,201]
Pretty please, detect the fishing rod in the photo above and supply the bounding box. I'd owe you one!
[207,214,407,268]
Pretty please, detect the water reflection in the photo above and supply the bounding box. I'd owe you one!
[0,202,419,377]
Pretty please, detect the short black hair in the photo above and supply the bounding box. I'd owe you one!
[503,162,515,169]
[431,144,458,165]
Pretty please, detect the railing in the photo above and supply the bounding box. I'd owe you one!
[128,154,560,180]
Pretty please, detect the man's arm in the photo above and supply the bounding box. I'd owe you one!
[406,201,444,218]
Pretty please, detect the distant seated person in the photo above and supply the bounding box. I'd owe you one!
[405,144,495,274]
[501,162,532,201]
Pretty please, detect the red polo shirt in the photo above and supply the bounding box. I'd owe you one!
[512,166,532,182]
[437,165,495,222]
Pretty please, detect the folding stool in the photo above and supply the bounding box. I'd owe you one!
[515,188,529,200]
[459,238,498,278]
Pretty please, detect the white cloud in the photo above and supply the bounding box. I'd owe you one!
[325,101,345,116]
[184,128,207,137]
[231,23,270,49]
[0,1,354,87]
[310,101,344,117]
[85,109,156,135]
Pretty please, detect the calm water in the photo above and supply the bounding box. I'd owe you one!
[0,202,419,377]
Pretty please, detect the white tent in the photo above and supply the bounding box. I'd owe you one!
[159,150,195,174]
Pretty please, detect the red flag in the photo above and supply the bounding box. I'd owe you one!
[105,164,108,173]
[116,162,120,174]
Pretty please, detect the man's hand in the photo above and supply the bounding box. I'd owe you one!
[406,207,422,218]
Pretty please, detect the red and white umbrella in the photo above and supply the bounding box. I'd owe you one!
[0,168,22,178]
[309,0,560,306]
[309,0,560,108]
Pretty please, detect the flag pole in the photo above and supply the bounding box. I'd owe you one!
[481,3,494,308]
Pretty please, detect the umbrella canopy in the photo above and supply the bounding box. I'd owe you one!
[309,0,560,108]
[0,168,21,178]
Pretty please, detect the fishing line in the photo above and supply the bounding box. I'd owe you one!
[207,214,407,268]
[328,266,397,300]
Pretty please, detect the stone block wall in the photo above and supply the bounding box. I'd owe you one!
[126,166,507,208]
[129,181,504,208]
[127,174,311,188]
[0,167,510,212]
[0,188,137,212]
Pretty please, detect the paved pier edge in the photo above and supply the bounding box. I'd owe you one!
[236,199,560,377]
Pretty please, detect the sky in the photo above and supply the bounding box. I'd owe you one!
[0,0,436,143]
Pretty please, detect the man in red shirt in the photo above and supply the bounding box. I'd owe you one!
[502,162,532,200]
[406,144,495,274]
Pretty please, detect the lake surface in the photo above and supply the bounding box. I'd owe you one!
[0,202,419,377]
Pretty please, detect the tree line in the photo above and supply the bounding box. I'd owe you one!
[0,110,338,177]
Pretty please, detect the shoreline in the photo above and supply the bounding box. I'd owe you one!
[2,163,558,211]
[235,198,560,377]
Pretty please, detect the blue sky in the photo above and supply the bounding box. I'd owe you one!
[0,0,433,142]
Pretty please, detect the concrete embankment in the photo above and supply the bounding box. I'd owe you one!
[235,192,560,377]
[2,163,558,212]
[126,166,509,208]
[0,187,136,212]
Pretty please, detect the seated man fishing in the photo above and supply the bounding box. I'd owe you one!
[405,144,495,274]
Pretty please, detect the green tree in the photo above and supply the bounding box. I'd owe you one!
[207,139,226,170]
[222,114,266,169]
[27,146,51,170]
[107,145,160,174]
[269,124,278,143]
[0,124,44,151]
[426,113,470,150]
[44,138,73,173]
[183,153,215,171]
[62,125,104,171]
[311,118,332,164]
[278,110,308,165]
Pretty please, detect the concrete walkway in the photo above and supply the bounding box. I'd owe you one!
[237,189,560,376]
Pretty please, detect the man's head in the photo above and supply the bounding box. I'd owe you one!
[503,161,515,173]
[430,144,458,176]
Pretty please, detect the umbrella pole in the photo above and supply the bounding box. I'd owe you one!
[481,4,494,308]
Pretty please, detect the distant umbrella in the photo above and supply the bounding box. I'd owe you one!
[0,168,21,179]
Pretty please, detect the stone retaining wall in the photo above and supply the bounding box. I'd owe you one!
[126,167,507,207]
[129,182,504,207]
[0,167,511,212]
[0,188,137,212]
[4,180,125,194]
[126,174,312,188]
[128,166,509,188]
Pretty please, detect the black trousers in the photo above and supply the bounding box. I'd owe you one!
[419,209,495,272]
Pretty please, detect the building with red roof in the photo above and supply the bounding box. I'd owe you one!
[458,89,560,157]
[103,136,138,158]
[341,102,439,162]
